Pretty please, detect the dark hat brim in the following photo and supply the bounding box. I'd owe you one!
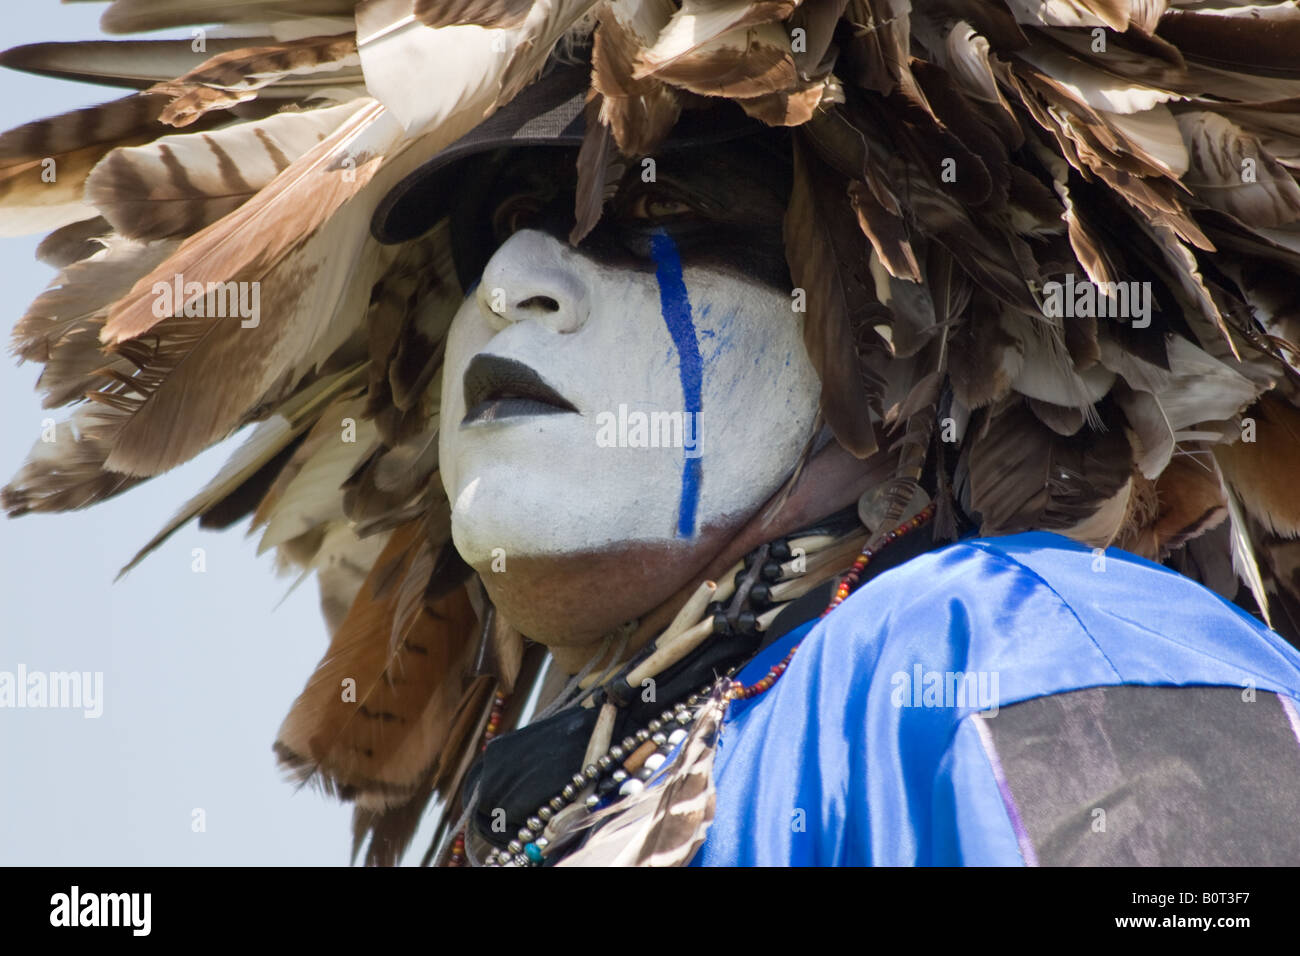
[369,62,768,245]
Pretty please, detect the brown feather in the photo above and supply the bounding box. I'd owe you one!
[35,217,111,268]
[849,179,921,282]
[784,134,882,457]
[1159,5,1300,80]
[274,522,480,808]
[737,76,839,126]
[1215,395,1300,538]
[957,397,1134,540]
[570,91,625,246]
[1150,454,1228,556]
[592,0,681,156]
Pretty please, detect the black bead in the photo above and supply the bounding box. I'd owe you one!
[706,601,726,618]
[734,569,748,589]
[761,560,782,581]
[769,540,791,561]
[712,612,733,635]
[743,552,757,570]
[749,583,771,605]
[596,777,619,797]
[736,610,757,633]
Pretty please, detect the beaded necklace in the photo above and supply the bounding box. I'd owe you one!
[727,502,936,701]
[447,503,937,867]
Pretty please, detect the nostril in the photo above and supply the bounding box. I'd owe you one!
[516,295,560,312]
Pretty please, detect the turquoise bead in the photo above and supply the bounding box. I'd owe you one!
[524,842,543,864]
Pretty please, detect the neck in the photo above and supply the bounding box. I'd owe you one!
[534,439,899,675]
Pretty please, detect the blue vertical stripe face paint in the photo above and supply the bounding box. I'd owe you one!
[649,230,703,538]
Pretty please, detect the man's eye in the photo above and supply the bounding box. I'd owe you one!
[627,194,695,220]
[493,196,542,238]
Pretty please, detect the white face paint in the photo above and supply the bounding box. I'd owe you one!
[439,228,821,567]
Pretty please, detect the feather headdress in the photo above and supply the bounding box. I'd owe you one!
[6,0,1300,863]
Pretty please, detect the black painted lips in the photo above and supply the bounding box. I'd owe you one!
[462,354,579,424]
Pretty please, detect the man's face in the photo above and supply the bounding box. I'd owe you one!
[439,139,822,570]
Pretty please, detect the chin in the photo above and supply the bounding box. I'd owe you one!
[449,468,683,568]
[468,518,737,646]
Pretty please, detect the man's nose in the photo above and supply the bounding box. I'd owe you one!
[476,229,591,334]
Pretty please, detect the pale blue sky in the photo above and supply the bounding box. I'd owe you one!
[0,5,370,864]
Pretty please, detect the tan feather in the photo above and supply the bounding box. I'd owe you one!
[351,673,495,866]
[311,525,394,636]
[96,0,359,34]
[1,404,139,517]
[0,38,261,90]
[117,364,366,576]
[256,397,377,553]
[633,0,795,77]
[1177,111,1300,230]
[1003,0,1130,31]
[358,0,603,135]
[737,75,842,127]
[849,179,921,283]
[1151,454,1227,556]
[101,203,388,476]
[1215,456,1273,627]
[12,236,177,364]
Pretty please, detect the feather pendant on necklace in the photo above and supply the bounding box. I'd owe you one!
[556,679,732,867]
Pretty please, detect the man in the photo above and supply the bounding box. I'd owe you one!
[4,1,1300,866]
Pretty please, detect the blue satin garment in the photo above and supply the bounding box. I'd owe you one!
[689,532,1300,866]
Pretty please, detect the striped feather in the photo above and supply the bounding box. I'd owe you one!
[0,94,168,236]
[87,100,368,240]
[98,98,396,347]
[147,34,362,127]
